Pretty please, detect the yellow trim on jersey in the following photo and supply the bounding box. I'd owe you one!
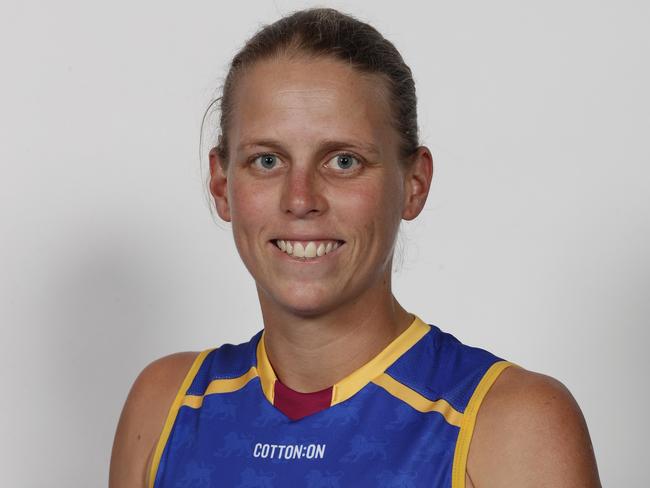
[331,315,431,406]
[451,360,515,488]
[181,366,259,409]
[372,373,463,427]
[256,331,277,405]
[147,348,213,488]
[253,315,430,408]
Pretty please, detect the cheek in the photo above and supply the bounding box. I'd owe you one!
[228,178,276,247]
[229,177,271,220]
[335,176,403,238]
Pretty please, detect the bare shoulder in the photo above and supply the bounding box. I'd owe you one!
[109,351,200,488]
[466,365,601,488]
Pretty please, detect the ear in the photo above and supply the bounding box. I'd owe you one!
[209,146,232,222]
[401,146,434,221]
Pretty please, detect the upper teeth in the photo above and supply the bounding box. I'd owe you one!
[276,240,340,258]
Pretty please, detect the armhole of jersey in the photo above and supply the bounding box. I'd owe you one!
[147,348,213,488]
[451,360,515,488]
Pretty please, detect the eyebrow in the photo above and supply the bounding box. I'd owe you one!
[237,138,380,156]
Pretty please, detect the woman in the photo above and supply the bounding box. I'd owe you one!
[110,8,600,487]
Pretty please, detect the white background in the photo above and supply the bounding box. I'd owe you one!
[1,0,648,485]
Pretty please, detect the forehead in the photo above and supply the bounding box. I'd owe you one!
[228,56,398,155]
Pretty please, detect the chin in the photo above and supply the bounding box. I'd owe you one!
[264,283,342,317]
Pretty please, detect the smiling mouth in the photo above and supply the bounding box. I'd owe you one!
[273,239,345,259]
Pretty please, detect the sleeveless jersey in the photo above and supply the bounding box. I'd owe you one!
[149,316,514,488]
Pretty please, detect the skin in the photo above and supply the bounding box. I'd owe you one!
[109,56,601,487]
[210,56,430,391]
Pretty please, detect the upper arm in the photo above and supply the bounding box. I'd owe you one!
[467,366,601,488]
[109,351,199,488]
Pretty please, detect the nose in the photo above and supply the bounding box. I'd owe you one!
[280,166,327,218]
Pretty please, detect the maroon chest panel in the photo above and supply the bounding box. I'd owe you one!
[273,380,333,421]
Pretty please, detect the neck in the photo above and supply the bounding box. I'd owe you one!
[256,273,413,393]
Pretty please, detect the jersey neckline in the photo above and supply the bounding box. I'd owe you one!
[255,314,431,413]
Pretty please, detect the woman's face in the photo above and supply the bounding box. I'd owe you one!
[210,56,430,317]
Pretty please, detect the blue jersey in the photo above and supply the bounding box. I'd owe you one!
[149,316,514,488]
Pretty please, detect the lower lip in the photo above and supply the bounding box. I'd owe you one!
[268,241,344,263]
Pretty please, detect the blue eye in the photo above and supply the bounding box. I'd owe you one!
[328,153,359,171]
[253,154,278,169]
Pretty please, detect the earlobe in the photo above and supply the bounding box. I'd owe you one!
[209,147,232,222]
[402,146,434,221]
